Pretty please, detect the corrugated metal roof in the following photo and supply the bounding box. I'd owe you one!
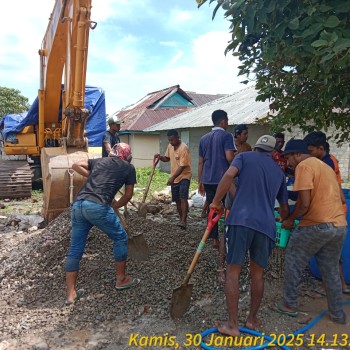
[145,86,270,131]
[186,91,227,106]
[110,85,224,131]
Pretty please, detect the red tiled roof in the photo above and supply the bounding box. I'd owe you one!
[112,85,224,131]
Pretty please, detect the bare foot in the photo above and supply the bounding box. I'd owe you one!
[217,322,240,337]
[245,318,260,330]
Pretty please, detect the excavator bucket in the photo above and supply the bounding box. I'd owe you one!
[41,147,100,222]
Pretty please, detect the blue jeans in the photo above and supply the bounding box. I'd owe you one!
[65,200,128,272]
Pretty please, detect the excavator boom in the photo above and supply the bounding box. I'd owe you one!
[1,0,103,221]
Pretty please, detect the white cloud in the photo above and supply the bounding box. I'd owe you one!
[0,0,248,116]
[160,41,177,47]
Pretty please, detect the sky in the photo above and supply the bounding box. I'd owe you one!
[0,0,247,115]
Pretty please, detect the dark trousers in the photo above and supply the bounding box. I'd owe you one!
[204,184,225,239]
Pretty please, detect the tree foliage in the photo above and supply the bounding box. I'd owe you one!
[199,0,350,143]
[0,87,30,118]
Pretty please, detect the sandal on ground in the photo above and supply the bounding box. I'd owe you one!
[304,290,325,299]
[115,277,140,291]
[64,289,85,306]
[272,303,298,317]
[312,287,326,297]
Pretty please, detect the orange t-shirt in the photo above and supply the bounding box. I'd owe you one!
[329,153,347,214]
[329,153,341,183]
[165,141,192,183]
[293,157,347,227]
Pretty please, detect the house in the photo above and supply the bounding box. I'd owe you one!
[146,85,350,180]
[110,85,225,167]
[146,86,271,175]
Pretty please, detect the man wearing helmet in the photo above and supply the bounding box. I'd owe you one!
[64,143,139,306]
[102,116,123,157]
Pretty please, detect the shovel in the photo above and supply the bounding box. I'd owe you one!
[170,207,223,319]
[114,208,149,261]
[138,155,160,217]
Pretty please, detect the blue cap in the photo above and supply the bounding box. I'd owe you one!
[281,139,309,155]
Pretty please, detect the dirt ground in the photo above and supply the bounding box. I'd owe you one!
[0,195,350,350]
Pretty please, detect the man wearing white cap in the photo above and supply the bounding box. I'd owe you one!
[210,135,289,337]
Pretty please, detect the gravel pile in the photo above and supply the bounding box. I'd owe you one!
[0,206,321,349]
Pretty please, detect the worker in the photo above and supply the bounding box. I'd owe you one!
[275,139,347,324]
[65,143,139,306]
[272,132,287,173]
[102,116,123,157]
[210,135,289,336]
[198,109,235,249]
[155,129,191,229]
[233,124,252,155]
[303,131,350,295]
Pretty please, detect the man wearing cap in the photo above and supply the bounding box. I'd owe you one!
[102,116,123,157]
[198,109,235,248]
[65,143,139,306]
[303,131,349,295]
[274,139,347,324]
[210,135,289,336]
[233,124,252,156]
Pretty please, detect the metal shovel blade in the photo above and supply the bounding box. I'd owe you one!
[169,208,223,319]
[170,284,193,319]
[138,203,148,218]
[128,234,149,261]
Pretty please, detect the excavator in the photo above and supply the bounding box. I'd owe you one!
[0,0,103,221]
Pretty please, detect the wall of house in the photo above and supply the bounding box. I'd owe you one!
[284,129,350,181]
[158,124,271,178]
[120,134,160,168]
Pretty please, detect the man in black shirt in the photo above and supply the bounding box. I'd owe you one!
[102,116,123,157]
[65,143,139,305]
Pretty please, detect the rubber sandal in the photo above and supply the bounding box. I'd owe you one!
[64,289,85,306]
[304,290,324,299]
[312,287,326,297]
[272,303,298,317]
[115,277,140,291]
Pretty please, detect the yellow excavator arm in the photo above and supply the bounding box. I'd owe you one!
[1,0,103,217]
[38,0,95,150]
[39,0,101,221]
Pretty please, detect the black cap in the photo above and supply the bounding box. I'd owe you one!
[234,124,248,135]
[281,139,309,156]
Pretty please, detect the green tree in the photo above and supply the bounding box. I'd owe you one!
[0,87,30,118]
[199,0,350,143]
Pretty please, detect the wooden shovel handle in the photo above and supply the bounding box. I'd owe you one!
[141,156,159,204]
[181,207,223,286]
[114,208,127,229]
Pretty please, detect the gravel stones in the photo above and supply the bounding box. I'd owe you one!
[0,205,323,349]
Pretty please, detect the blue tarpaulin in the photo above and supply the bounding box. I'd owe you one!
[0,86,106,146]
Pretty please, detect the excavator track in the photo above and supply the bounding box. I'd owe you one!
[0,159,32,199]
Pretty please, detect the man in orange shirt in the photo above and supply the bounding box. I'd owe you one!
[274,139,347,324]
[304,132,349,294]
[155,129,192,229]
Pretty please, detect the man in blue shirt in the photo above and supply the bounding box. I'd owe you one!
[198,109,235,248]
[210,135,289,337]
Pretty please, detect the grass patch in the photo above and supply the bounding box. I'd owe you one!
[134,167,198,199]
